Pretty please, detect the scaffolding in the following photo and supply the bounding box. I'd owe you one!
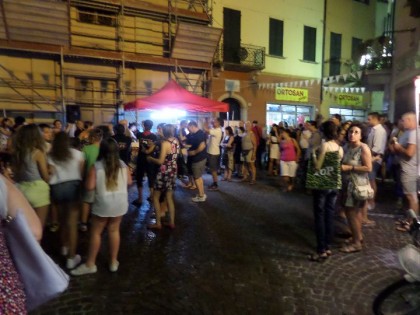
[0,0,220,122]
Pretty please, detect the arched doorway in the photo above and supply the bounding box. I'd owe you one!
[219,97,241,121]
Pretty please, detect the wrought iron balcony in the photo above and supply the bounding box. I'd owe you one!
[214,43,265,72]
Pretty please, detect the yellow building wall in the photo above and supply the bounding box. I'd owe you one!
[213,0,324,79]
[0,55,59,112]
[324,0,376,75]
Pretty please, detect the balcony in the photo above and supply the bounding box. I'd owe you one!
[214,43,265,72]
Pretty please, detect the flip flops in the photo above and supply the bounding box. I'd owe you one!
[395,220,410,232]
[339,244,362,253]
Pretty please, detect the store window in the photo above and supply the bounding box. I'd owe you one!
[329,107,366,122]
[266,104,313,129]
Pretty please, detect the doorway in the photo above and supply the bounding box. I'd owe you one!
[220,97,241,122]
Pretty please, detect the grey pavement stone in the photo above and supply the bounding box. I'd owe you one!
[30,174,414,314]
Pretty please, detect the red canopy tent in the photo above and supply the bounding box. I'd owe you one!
[124,80,228,113]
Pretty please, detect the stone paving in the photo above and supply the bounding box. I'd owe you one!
[31,173,414,315]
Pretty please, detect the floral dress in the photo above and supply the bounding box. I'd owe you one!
[154,138,179,191]
[0,177,27,314]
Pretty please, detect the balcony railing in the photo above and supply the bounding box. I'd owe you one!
[215,43,265,71]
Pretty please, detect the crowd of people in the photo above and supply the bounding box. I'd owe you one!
[0,110,418,311]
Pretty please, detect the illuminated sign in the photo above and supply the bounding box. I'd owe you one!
[337,94,363,106]
[275,88,308,102]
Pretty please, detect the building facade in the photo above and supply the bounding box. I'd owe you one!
[211,0,391,128]
[0,0,416,127]
[0,0,220,125]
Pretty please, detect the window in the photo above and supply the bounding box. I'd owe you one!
[303,26,316,62]
[329,32,342,76]
[351,37,363,62]
[266,104,313,128]
[269,18,284,57]
[78,7,115,26]
[329,107,365,122]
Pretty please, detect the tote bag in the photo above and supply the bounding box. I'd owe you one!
[0,178,69,311]
[306,151,342,190]
[2,210,70,311]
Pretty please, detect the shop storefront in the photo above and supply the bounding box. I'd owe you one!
[266,87,314,128]
[328,93,366,122]
[267,104,313,127]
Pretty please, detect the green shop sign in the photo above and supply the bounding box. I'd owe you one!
[275,87,308,102]
[337,94,363,106]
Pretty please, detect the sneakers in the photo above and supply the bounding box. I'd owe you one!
[208,183,219,191]
[109,261,119,272]
[66,254,81,269]
[71,263,97,276]
[192,194,207,202]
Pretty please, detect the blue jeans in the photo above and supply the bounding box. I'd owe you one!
[312,189,338,253]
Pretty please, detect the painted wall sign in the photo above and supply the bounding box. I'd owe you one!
[275,87,308,102]
[337,94,363,106]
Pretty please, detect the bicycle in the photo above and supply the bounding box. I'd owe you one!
[373,210,420,315]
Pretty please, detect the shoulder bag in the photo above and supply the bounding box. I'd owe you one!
[306,151,342,190]
[1,210,70,311]
[350,172,374,201]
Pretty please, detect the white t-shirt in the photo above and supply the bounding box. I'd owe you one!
[299,130,311,149]
[92,160,128,217]
[48,148,84,185]
[207,127,223,155]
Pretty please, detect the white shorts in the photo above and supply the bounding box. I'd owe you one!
[280,160,298,177]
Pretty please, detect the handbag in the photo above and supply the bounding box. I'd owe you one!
[305,151,342,190]
[1,210,70,311]
[350,172,374,201]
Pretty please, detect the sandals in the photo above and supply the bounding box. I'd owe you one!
[362,220,376,227]
[344,237,364,245]
[307,252,329,262]
[395,219,411,232]
[339,244,362,253]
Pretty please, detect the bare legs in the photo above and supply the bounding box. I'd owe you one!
[150,190,175,229]
[35,205,50,228]
[85,215,123,267]
[59,202,80,258]
[267,158,279,175]
[194,177,205,197]
[341,205,364,253]
[281,176,294,192]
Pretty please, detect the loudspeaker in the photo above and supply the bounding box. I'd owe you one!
[66,105,80,123]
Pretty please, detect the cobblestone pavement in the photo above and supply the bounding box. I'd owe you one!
[31,173,413,315]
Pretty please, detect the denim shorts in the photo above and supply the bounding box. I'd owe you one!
[50,180,82,203]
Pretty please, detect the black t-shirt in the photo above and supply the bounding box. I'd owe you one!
[136,131,157,166]
[112,134,132,164]
[187,129,207,163]
[137,131,157,155]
